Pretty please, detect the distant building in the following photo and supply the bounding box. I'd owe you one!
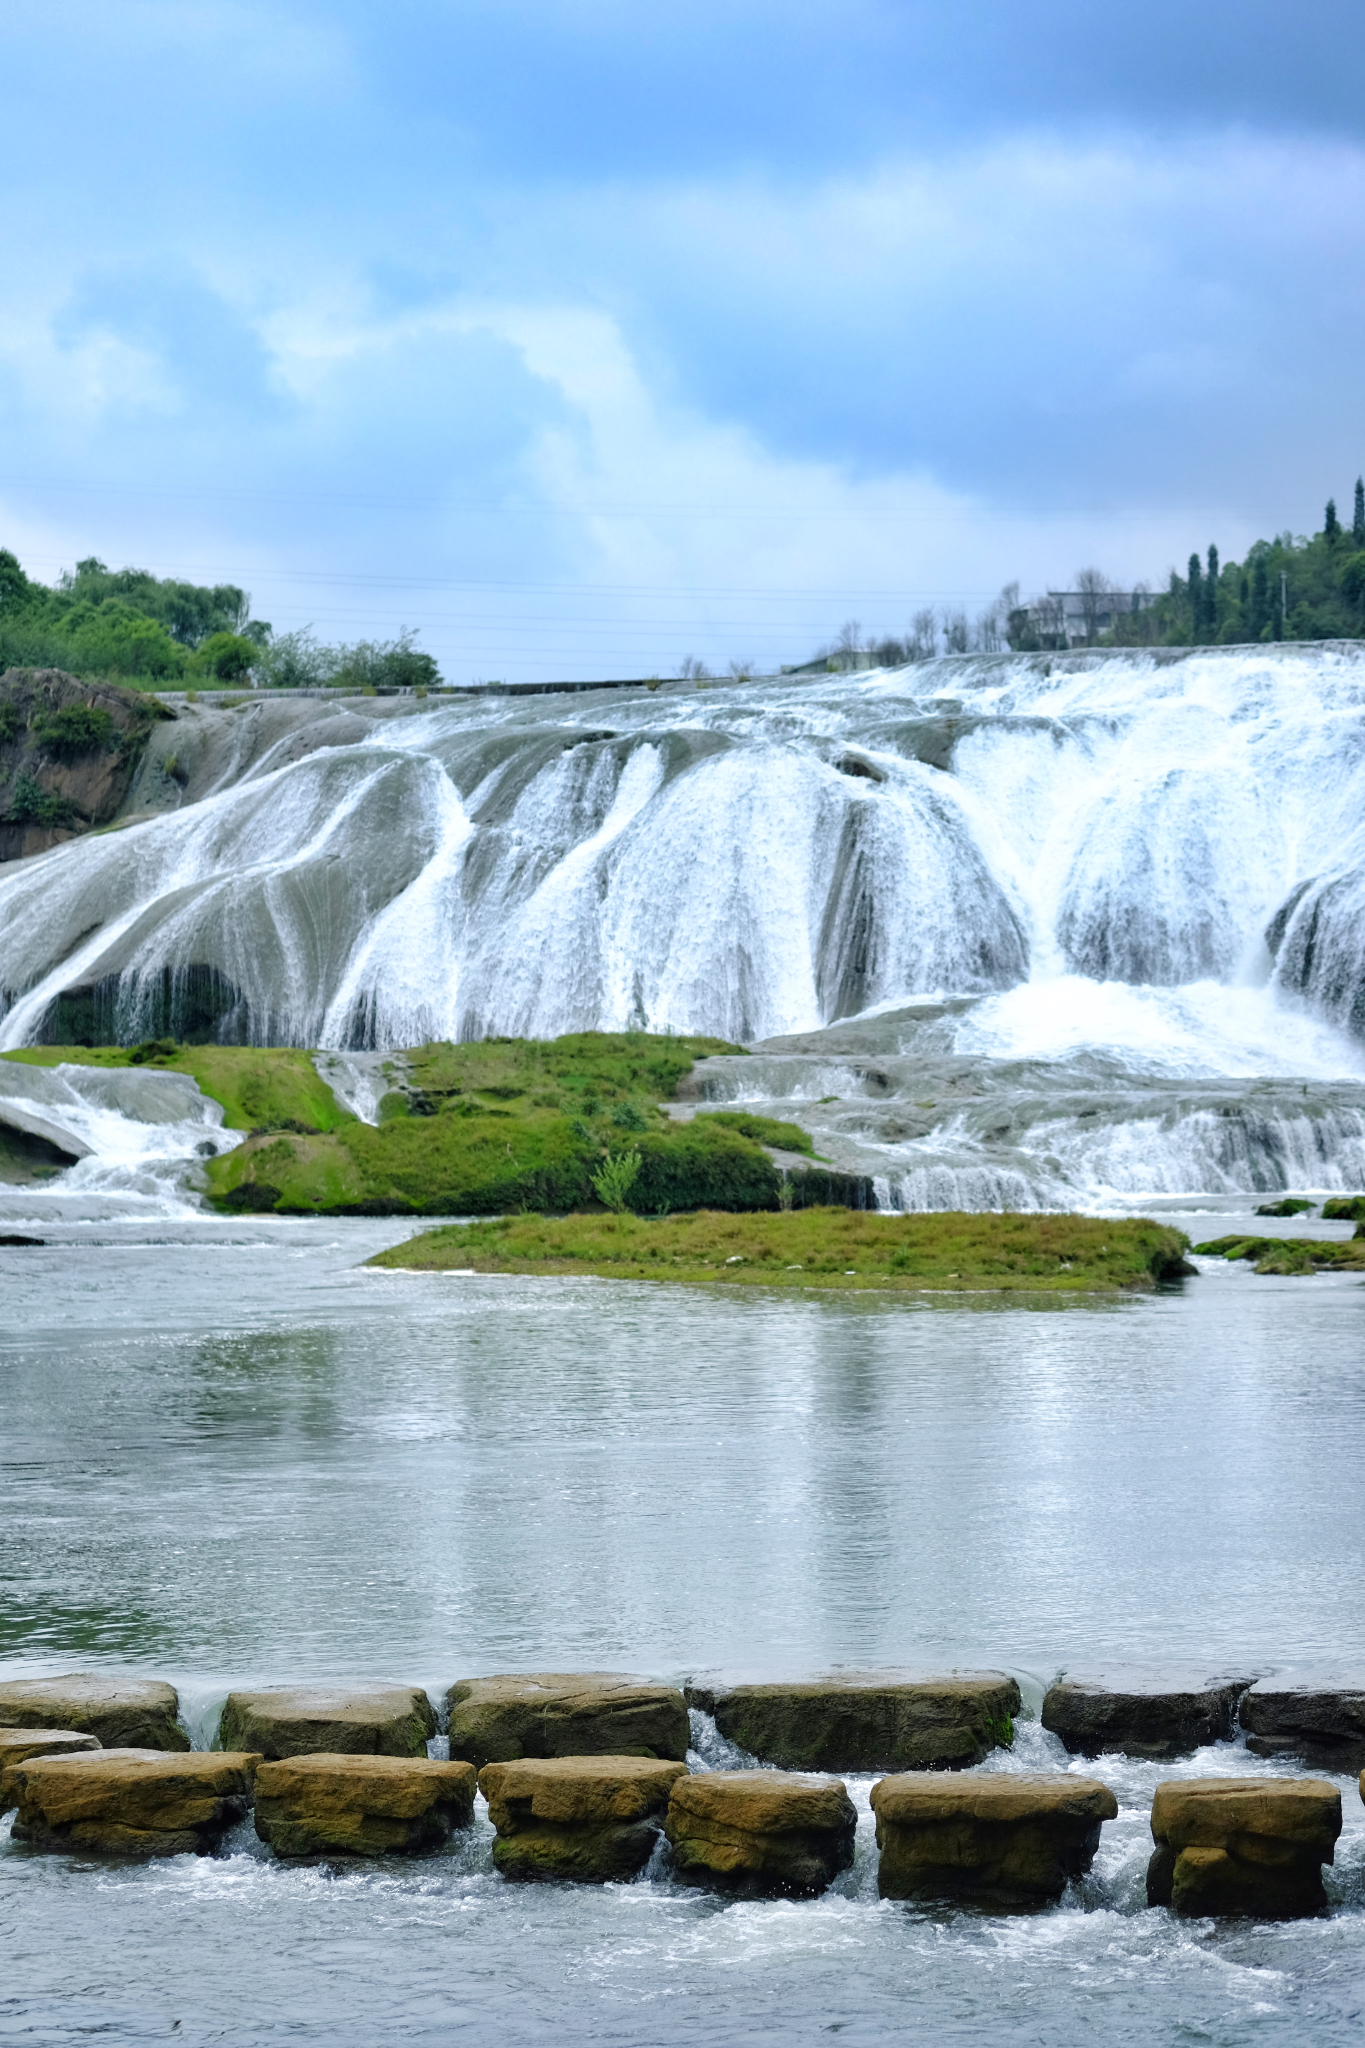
[1026,590,1157,648]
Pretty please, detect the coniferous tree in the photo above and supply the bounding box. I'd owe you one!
[1187,553,1203,638]
[1354,477,1365,545]
[1324,497,1341,542]
[1251,556,1269,638]
[1206,544,1220,633]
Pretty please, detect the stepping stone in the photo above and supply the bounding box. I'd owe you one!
[1147,1776,1342,1918]
[870,1771,1118,1906]
[1239,1680,1365,1772]
[0,1730,100,1810]
[479,1754,688,1882]
[3,1748,260,1857]
[686,1674,1021,1772]
[1042,1667,1252,1759]
[664,1770,856,1897]
[253,1754,477,1858]
[0,1675,188,1751]
[447,1673,689,1768]
[218,1685,437,1759]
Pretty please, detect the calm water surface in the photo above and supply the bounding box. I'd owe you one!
[3,1218,1365,2044]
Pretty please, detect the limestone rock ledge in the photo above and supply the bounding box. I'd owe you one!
[1041,1671,1252,1760]
[687,1675,1021,1772]
[479,1754,688,1882]
[1239,1683,1365,1773]
[0,1729,101,1807]
[447,1674,689,1768]
[664,1770,857,1897]
[3,1748,260,1857]
[0,1675,188,1752]
[218,1685,437,1760]
[1147,1777,1342,1919]
[253,1753,477,1858]
[871,1771,1118,1906]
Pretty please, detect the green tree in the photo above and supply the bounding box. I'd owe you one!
[1205,545,1219,634]
[1324,498,1341,543]
[196,631,258,681]
[1354,477,1365,546]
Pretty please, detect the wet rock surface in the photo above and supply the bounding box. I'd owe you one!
[3,1748,260,1857]
[0,1730,100,1809]
[1041,1669,1253,1759]
[687,1674,1020,1772]
[218,1685,437,1759]
[252,1754,477,1859]
[479,1754,687,1882]
[0,1675,188,1751]
[1146,1777,1342,1919]
[664,1770,857,1897]
[1240,1682,1365,1772]
[447,1673,689,1768]
[870,1771,1118,1906]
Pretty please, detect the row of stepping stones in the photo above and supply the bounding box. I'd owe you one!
[1,1669,1362,1918]
[3,1668,1362,1773]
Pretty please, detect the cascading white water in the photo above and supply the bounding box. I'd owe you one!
[2,643,1364,1207]
[0,1061,240,1221]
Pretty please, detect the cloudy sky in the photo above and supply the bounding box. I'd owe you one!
[3,1,1363,680]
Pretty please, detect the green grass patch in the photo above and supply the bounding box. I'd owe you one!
[367,1209,1196,1293]
[693,1109,814,1154]
[1192,1232,1365,1275]
[1,1042,351,1133]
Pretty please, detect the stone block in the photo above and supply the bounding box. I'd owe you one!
[1147,1777,1342,1918]
[687,1674,1020,1772]
[218,1685,436,1760]
[0,1675,188,1751]
[0,1729,101,1811]
[447,1673,689,1768]
[1240,1682,1365,1772]
[253,1753,477,1858]
[479,1753,687,1882]
[871,1770,1118,1906]
[664,1770,856,1897]
[1042,1669,1252,1759]
[4,1748,260,1857]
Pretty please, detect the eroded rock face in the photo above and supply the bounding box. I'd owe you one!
[664,1770,856,1898]
[447,1674,689,1768]
[0,1675,188,1751]
[688,1675,1020,1772]
[253,1754,477,1859]
[1239,1683,1365,1772]
[479,1754,687,1882]
[1041,1671,1251,1760]
[217,1686,437,1760]
[0,1729,100,1809]
[1147,1777,1342,1918]
[871,1771,1118,1906]
[3,1748,260,1857]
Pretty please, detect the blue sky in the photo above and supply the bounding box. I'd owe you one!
[3,0,1363,679]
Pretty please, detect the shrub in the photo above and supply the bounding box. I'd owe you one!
[31,703,117,758]
[196,631,258,682]
[591,1148,642,1212]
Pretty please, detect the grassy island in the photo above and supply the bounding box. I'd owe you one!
[1192,1232,1365,1275]
[367,1210,1195,1294]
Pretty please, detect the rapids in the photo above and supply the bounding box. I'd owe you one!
[2,643,1364,1209]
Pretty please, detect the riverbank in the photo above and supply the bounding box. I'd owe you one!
[367,1208,1195,1292]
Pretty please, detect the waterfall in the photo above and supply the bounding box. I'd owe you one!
[2,643,1364,1207]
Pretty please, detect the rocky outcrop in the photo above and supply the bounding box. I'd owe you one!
[1147,1777,1342,1918]
[870,1771,1118,1906]
[478,1754,687,1882]
[218,1685,436,1759]
[0,669,172,861]
[253,1754,477,1858]
[3,1748,259,1856]
[1041,1670,1251,1759]
[0,1729,100,1808]
[447,1674,689,1768]
[664,1770,856,1897]
[0,1674,188,1751]
[1239,1682,1365,1772]
[687,1674,1020,1772]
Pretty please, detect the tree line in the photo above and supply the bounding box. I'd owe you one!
[0,550,441,690]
